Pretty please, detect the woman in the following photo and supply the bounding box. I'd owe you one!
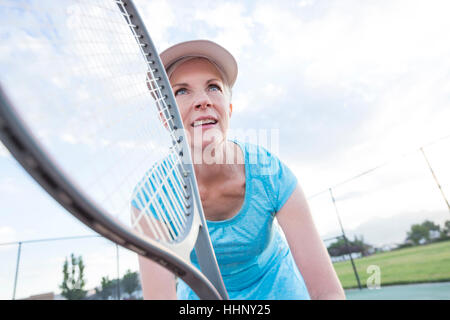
[136,40,345,300]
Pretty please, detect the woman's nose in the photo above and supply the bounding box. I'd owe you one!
[193,92,212,110]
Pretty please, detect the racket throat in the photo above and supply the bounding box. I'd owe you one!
[194,224,229,300]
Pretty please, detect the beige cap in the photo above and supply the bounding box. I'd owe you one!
[160,40,238,87]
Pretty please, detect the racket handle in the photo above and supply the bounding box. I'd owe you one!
[195,224,229,300]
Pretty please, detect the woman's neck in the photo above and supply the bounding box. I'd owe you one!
[191,140,243,185]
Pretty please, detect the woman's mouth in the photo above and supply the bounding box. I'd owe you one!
[191,118,218,129]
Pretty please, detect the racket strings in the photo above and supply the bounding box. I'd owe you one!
[0,1,192,244]
[81,0,193,242]
[131,155,191,243]
[113,2,192,240]
[104,1,193,243]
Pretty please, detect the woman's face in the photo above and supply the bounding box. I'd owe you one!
[169,58,232,151]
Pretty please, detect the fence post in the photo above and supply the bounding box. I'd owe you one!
[12,241,22,300]
[329,188,362,290]
[420,147,450,213]
[116,244,121,300]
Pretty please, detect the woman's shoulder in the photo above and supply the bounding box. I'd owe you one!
[232,139,283,177]
[232,139,272,156]
[232,140,298,212]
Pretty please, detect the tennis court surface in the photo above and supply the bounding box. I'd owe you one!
[345,282,450,300]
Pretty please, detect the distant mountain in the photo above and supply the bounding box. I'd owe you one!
[322,209,449,248]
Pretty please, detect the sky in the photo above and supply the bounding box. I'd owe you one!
[1,0,450,299]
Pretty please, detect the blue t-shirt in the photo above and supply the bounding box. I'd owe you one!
[132,140,310,300]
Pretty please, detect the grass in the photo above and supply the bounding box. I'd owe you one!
[333,240,450,289]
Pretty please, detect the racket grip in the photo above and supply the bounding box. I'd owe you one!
[194,225,229,300]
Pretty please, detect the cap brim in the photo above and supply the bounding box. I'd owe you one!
[160,40,238,87]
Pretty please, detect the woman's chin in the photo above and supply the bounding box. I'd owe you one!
[190,138,220,151]
[189,129,224,149]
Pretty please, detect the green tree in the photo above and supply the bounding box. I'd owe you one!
[445,220,450,233]
[422,220,441,233]
[94,276,115,300]
[406,220,441,245]
[439,220,450,239]
[121,270,140,299]
[327,235,372,257]
[60,253,87,300]
[351,235,372,256]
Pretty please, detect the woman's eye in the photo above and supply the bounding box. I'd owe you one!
[175,88,187,96]
[208,84,221,92]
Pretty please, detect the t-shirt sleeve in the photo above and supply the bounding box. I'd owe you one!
[257,147,298,213]
[273,157,298,212]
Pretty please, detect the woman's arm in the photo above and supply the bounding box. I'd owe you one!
[132,206,177,300]
[276,185,346,300]
[138,255,177,300]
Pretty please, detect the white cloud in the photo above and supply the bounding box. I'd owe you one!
[263,83,286,99]
[0,142,10,158]
[0,177,20,195]
[193,2,254,58]
[0,226,17,245]
[232,82,286,114]
[60,134,78,145]
[137,1,255,62]
[136,0,176,51]
[246,0,450,174]
[252,0,450,87]
[298,0,315,8]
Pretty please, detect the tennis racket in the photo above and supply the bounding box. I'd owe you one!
[0,0,228,300]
